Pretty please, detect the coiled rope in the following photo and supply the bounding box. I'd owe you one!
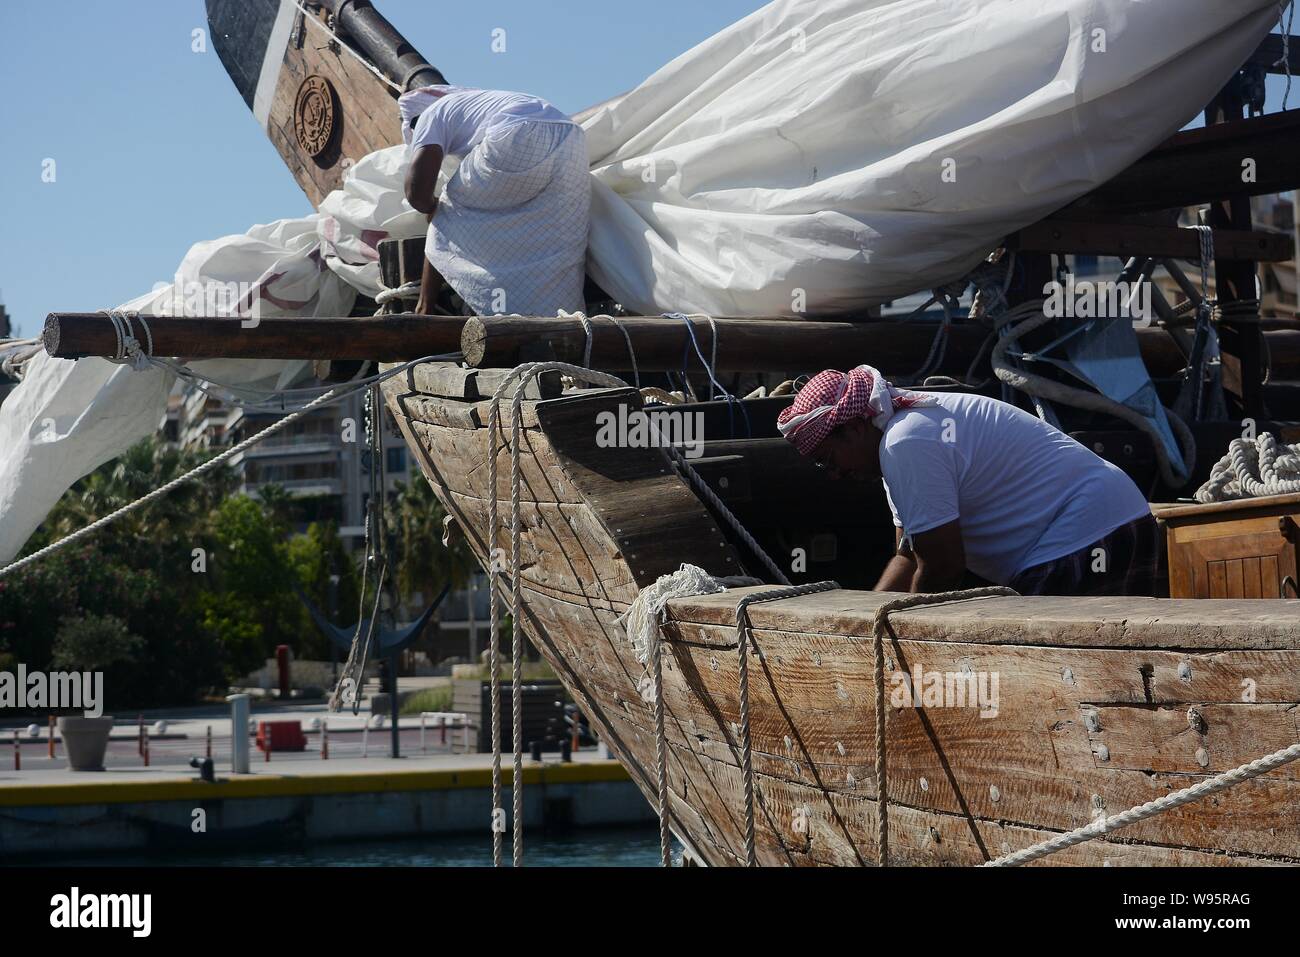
[1195,431,1300,502]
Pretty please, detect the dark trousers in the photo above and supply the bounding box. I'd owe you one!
[1008,515,1167,597]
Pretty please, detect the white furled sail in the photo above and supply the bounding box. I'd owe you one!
[582,0,1282,315]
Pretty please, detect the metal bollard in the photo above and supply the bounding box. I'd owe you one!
[142,729,150,767]
[530,740,543,762]
[48,716,55,758]
[226,693,251,774]
[561,738,572,763]
[420,713,426,753]
[13,730,19,771]
[206,725,212,759]
[263,722,271,763]
[321,719,329,760]
[440,714,447,746]
[361,723,369,758]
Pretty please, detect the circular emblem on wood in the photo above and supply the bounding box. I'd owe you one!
[294,75,337,157]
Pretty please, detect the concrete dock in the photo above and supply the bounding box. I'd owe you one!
[0,751,654,860]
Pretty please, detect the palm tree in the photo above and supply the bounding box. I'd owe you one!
[384,474,477,606]
[38,437,236,550]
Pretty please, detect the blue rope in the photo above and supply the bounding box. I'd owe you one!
[663,313,753,438]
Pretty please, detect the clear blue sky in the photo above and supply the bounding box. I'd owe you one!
[0,3,1295,338]
[0,0,760,337]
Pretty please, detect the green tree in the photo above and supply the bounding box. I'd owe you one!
[385,475,476,605]
[284,520,361,659]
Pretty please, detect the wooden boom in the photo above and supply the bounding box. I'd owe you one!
[461,313,1300,380]
[42,313,466,362]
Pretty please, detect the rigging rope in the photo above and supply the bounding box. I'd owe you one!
[985,736,1300,867]
[866,587,1017,865]
[1279,2,1295,110]
[619,564,760,866]
[733,581,841,866]
[990,299,1197,487]
[0,386,340,580]
[610,316,640,388]
[484,361,628,867]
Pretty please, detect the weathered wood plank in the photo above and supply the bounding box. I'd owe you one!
[668,587,1300,650]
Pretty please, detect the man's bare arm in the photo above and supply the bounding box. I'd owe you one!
[909,520,966,593]
[873,526,917,592]
[414,254,440,315]
[404,144,444,216]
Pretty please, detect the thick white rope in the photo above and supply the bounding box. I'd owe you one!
[374,281,421,305]
[0,387,339,580]
[1195,431,1300,502]
[985,737,1300,867]
[619,563,760,867]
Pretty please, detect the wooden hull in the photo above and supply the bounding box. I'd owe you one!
[383,365,1300,866]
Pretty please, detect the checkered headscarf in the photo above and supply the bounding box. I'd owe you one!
[776,365,936,456]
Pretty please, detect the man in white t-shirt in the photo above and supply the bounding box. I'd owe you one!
[397,85,590,318]
[776,365,1166,596]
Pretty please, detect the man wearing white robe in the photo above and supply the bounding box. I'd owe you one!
[399,86,590,318]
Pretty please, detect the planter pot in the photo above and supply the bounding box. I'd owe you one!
[57,716,115,771]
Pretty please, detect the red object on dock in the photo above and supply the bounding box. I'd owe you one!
[257,721,307,753]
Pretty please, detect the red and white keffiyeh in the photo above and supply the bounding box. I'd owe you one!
[776,365,936,456]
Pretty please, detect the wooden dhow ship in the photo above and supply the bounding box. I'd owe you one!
[83,0,1300,864]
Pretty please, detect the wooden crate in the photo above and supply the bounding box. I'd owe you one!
[1153,493,1300,598]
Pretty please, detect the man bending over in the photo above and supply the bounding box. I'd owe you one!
[399,85,590,317]
[776,366,1166,596]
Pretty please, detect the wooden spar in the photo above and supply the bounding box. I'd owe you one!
[42,313,466,362]
[1061,108,1300,215]
[460,313,1300,380]
[461,315,993,374]
[40,310,1300,381]
[1010,221,1294,262]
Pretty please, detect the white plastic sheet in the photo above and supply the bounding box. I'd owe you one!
[0,0,1283,563]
